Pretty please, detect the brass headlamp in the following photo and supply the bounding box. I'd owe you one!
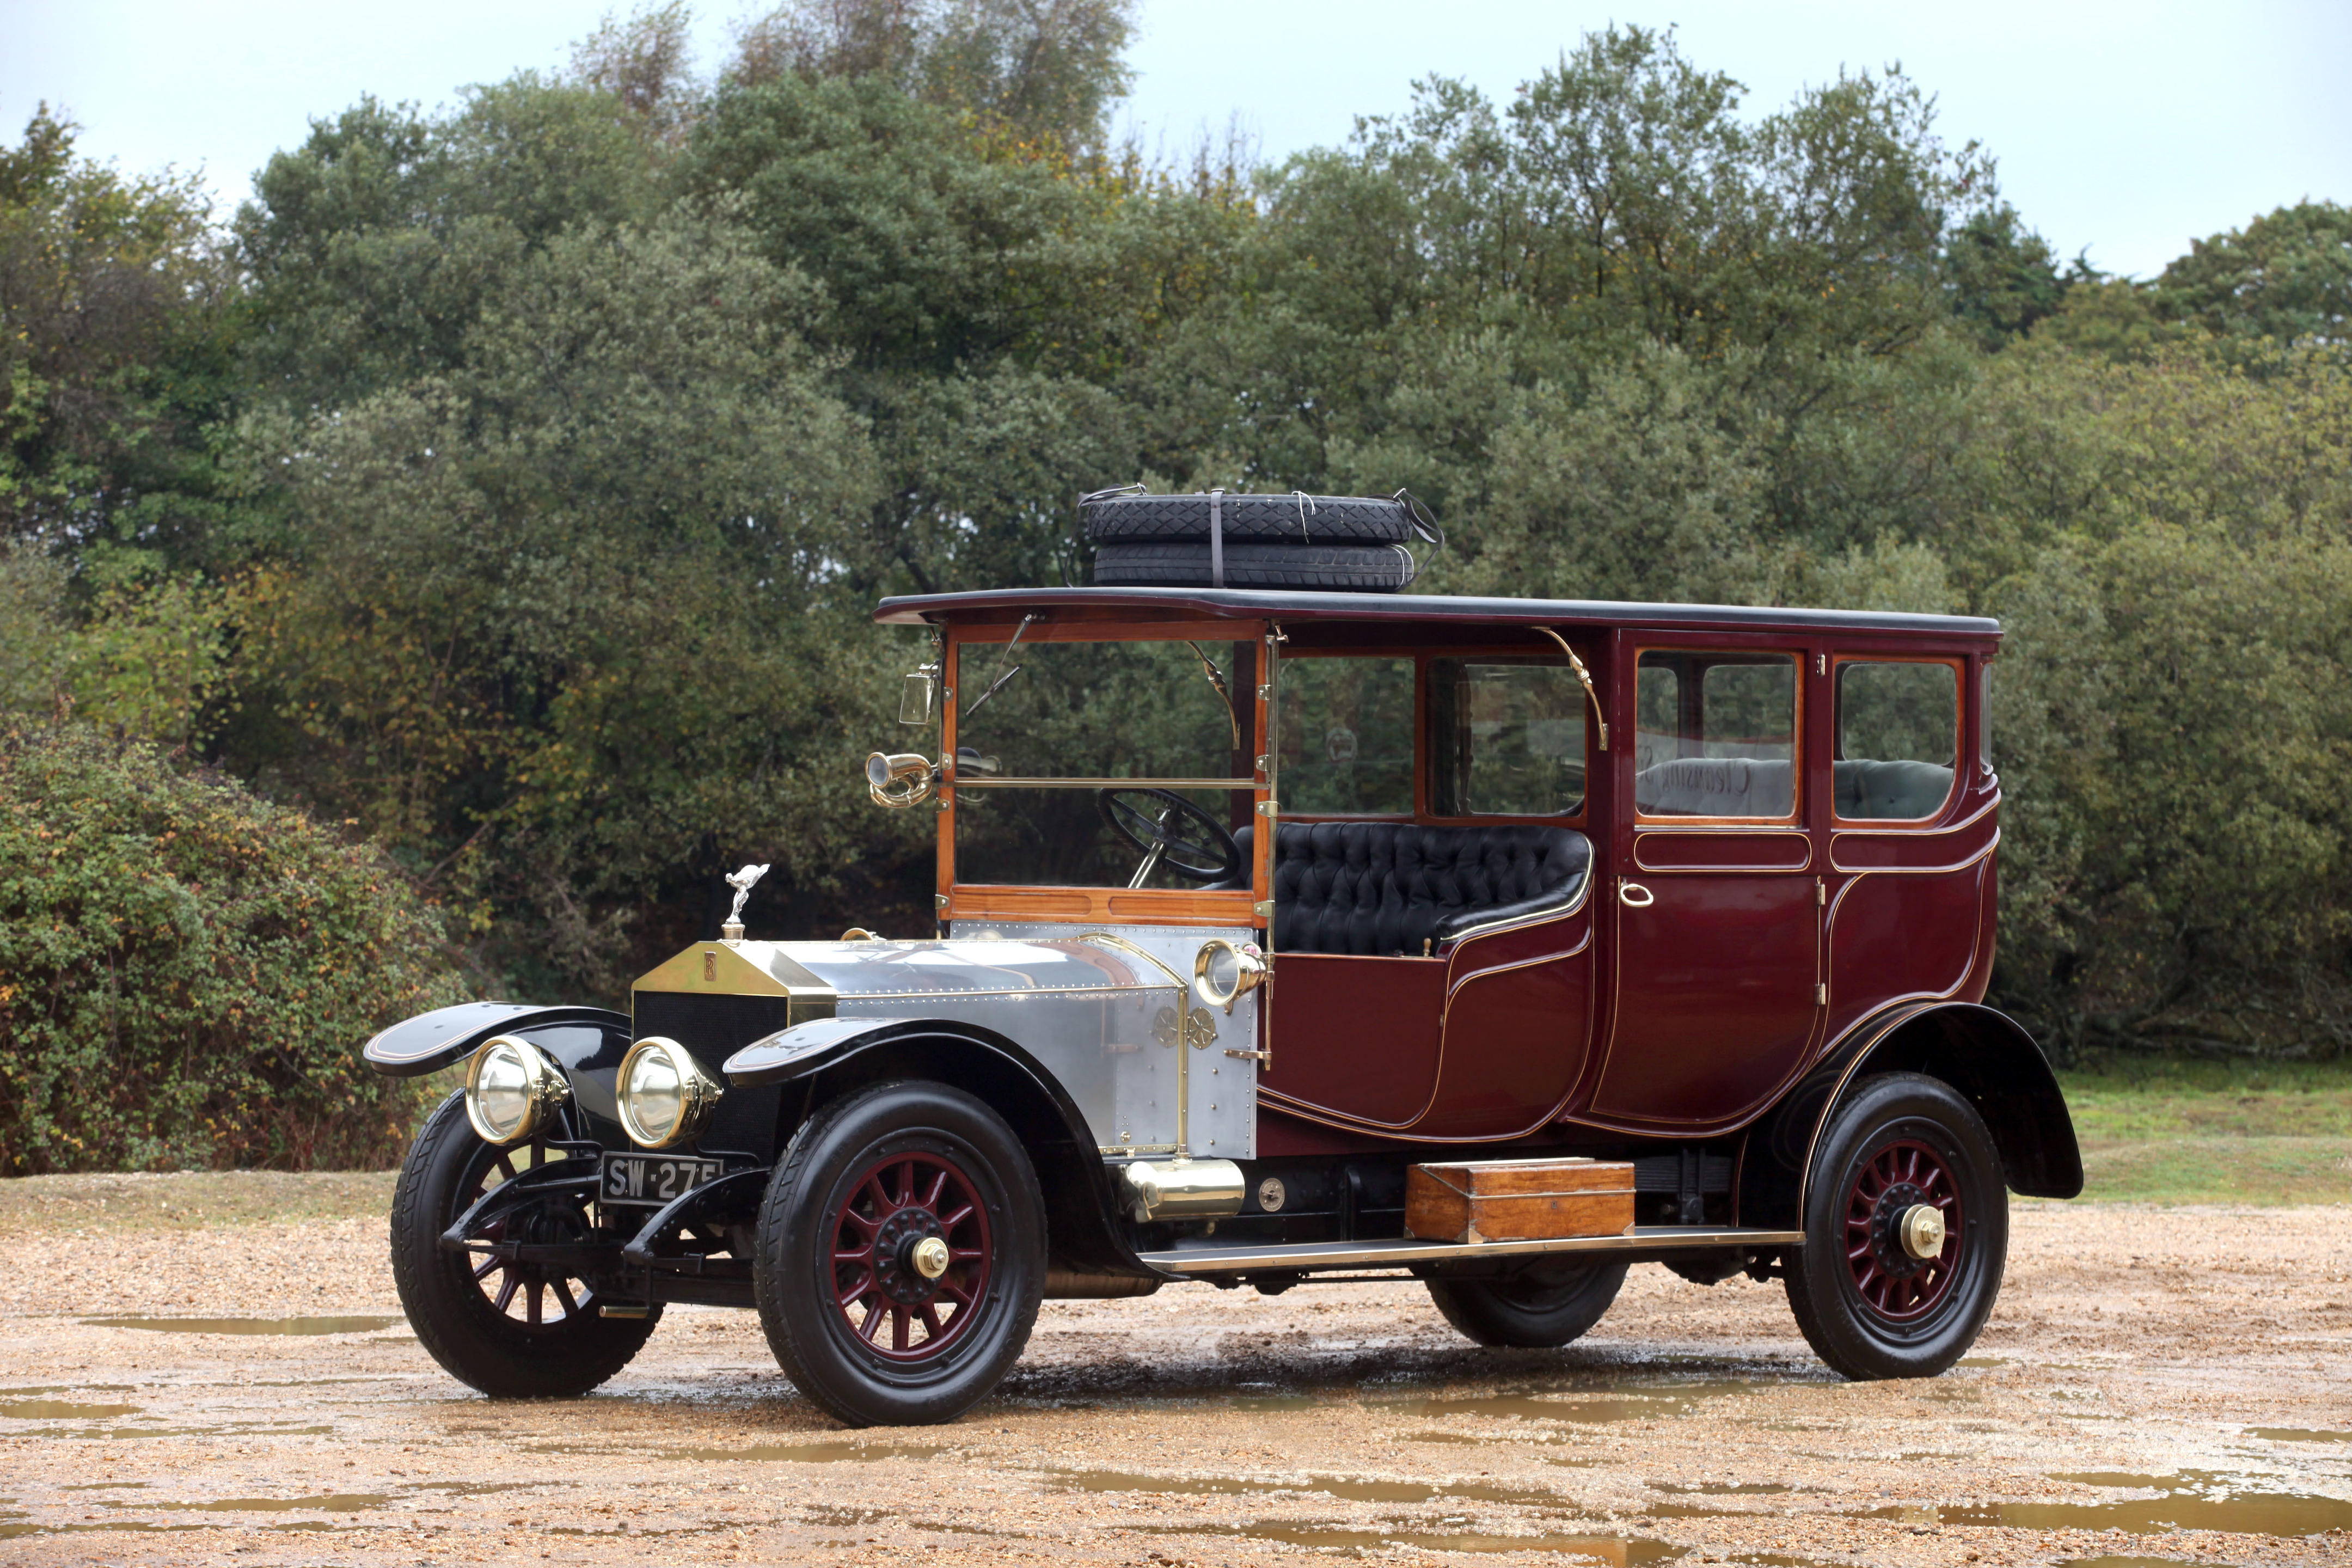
[616,1036,724,1149]
[464,1034,570,1146]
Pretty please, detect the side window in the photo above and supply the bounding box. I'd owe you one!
[1429,658,1587,817]
[1633,651,1798,819]
[1835,660,1958,822]
[1979,661,1993,771]
[1278,657,1414,814]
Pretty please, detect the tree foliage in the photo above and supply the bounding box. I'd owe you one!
[3,7,2350,1137]
[0,724,464,1172]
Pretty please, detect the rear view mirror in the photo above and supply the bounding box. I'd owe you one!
[898,667,938,725]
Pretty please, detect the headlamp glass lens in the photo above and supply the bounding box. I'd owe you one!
[473,1042,533,1141]
[626,1046,686,1144]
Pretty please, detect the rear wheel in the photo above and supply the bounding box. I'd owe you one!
[1784,1071,2007,1380]
[390,1092,658,1397]
[754,1080,1044,1428]
[1426,1260,1628,1348]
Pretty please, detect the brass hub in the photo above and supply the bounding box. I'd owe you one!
[872,1209,949,1303]
[1899,1202,1947,1261]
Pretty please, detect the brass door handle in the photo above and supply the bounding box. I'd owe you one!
[1619,880,1655,908]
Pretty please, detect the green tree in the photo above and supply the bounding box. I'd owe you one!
[0,723,465,1172]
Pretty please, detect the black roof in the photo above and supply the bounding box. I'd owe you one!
[873,586,2000,639]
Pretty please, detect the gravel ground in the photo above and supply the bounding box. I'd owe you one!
[0,1178,2347,1566]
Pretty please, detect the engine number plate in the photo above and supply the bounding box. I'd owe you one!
[600,1153,724,1207]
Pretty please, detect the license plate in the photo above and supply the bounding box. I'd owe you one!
[600,1153,724,1206]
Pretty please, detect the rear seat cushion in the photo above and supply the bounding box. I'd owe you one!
[1834,758,1955,820]
[1225,823,1592,956]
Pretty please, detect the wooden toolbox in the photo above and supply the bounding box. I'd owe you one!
[1404,1157,1637,1245]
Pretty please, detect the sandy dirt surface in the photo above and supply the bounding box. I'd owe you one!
[0,1178,2347,1567]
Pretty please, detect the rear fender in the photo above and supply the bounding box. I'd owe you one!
[727,1017,1159,1284]
[1740,1002,2083,1232]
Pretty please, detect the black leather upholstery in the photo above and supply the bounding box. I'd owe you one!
[1222,823,1592,955]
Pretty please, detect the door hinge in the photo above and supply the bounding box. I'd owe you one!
[1815,982,1828,1006]
[935,892,950,909]
[1252,899,1275,920]
[1816,877,1825,906]
[1816,652,1826,676]
[1223,1047,1270,1067]
[1257,798,1279,817]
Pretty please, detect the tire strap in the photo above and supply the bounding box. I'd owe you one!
[1209,487,1225,589]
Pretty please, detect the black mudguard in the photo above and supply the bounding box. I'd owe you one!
[727,1015,1163,1285]
[364,1001,634,1145]
[1741,1001,2084,1232]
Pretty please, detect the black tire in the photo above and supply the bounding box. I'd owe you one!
[1784,1071,2007,1380]
[1082,492,1417,546]
[1093,540,1416,591]
[1425,1260,1629,1349]
[754,1080,1045,1428]
[389,1092,658,1398]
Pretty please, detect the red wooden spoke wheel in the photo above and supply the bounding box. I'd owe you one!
[829,1152,994,1362]
[1841,1137,1962,1322]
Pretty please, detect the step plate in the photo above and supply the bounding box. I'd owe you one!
[1137,1226,1803,1276]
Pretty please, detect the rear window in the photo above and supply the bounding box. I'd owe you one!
[1835,660,1958,821]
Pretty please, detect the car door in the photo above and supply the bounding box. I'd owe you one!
[1589,644,1822,1129]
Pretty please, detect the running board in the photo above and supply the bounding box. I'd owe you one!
[1137,1226,1804,1276]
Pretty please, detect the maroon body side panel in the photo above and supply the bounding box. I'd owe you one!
[1824,861,1989,1039]
[1260,956,1446,1126]
[1589,871,1821,1126]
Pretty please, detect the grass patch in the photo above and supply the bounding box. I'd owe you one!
[2060,1058,2352,1139]
[2058,1058,2352,1204]
[0,1169,397,1233]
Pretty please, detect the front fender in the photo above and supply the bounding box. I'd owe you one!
[363,1001,632,1079]
[1739,1001,2083,1231]
[727,1015,1163,1285]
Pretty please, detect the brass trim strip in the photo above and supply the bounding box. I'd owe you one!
[955,776,1257,790]
[841,983,1166,1001]
[1633,829,1815,874]
[1138,1226,1805,1275]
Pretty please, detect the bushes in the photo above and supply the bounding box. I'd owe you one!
[0,725,467,1172]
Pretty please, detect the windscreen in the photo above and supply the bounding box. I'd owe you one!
[953,636,1254,890]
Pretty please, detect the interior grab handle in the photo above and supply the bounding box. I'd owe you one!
[1619,880,1655,908]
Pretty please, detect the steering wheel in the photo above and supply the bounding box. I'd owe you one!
[1095,788,1243,885]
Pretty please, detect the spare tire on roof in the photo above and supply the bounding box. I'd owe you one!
[1082,491,1417,546]
[1080,488,1442,592]
[1093,540,1417,591]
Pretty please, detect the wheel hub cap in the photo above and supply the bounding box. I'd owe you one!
[1899,1202,1946,1261]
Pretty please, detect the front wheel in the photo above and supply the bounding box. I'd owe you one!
[389,1092,659,1398]
[1784,1071,2007,1380]
[1426,1260,1628,1348]
[754,1080,1045,1427]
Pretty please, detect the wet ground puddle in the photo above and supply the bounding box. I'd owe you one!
[79,1315,403,1336]
[1870,1471,2352,1535]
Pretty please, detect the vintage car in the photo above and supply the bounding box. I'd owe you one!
[364,553,2080,1428]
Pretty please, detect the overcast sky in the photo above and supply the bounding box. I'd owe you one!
[3,0,2345,279]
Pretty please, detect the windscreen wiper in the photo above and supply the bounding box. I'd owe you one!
[963,614,1038,721]
[1185,641,1241,749]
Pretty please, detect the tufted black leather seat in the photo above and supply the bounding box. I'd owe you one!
[1220,823,1592,956]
